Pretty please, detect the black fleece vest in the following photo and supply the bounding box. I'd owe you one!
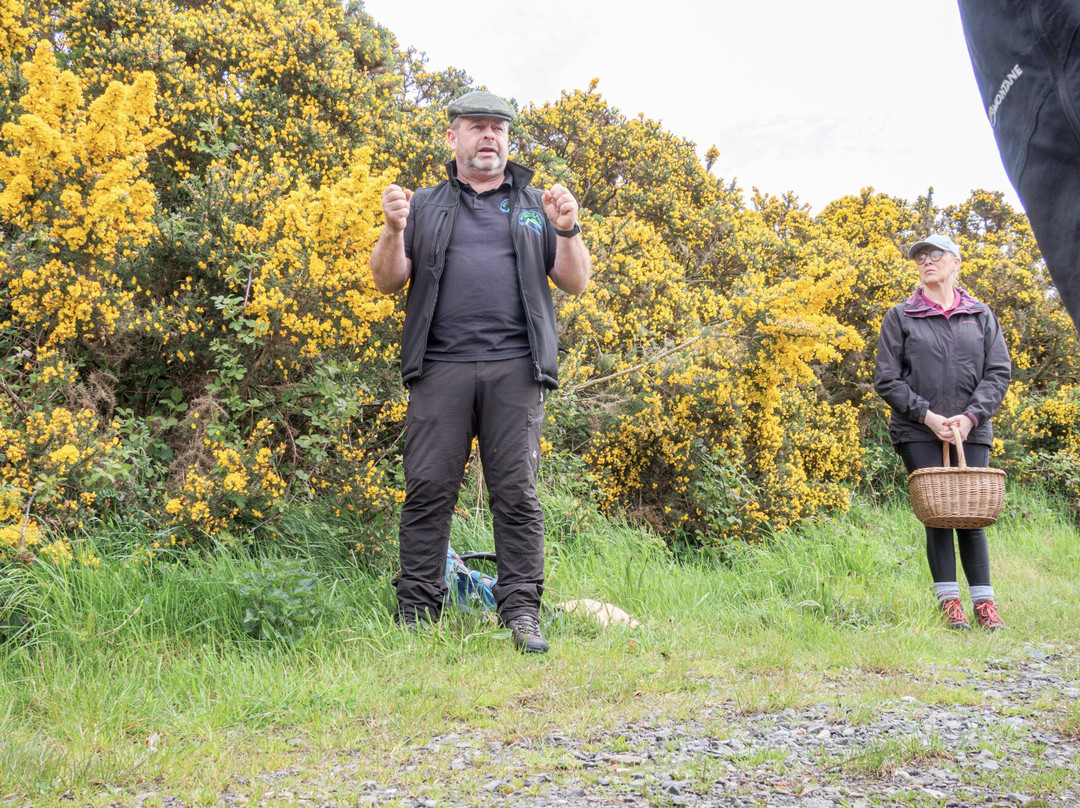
[400,161,561,388]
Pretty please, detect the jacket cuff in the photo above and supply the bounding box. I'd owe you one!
[965,412,979,428]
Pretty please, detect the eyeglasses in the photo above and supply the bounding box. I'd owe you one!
[914,249,945,264]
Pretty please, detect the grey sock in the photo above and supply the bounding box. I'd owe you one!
[969,585,995,604]
[934,582,961,602]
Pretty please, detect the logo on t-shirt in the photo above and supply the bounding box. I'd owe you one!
[518,210,544,234]
[500,199,511,214]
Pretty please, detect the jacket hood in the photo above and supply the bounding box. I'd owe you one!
[902,287,985,318]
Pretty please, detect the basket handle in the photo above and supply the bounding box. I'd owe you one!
[940,423,967,468]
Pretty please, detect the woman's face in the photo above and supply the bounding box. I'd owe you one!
[914,247,959,288]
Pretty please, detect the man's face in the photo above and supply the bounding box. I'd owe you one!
[447,116,509,177]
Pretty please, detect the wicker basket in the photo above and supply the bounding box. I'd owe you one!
[907,424,1005,528]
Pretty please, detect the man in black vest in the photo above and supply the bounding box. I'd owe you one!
[370,89,591,653]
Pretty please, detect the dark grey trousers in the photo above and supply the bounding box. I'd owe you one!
[959,0,1080,331]
[394,357,545,623]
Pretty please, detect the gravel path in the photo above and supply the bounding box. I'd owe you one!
[109,643,1079,807]
[337,644,1078,807]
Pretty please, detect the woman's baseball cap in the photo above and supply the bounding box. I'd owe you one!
[907,234,961,259]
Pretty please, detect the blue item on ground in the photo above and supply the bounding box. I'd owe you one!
[444,547,497,613]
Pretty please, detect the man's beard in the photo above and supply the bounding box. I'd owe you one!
[465,151,505,174]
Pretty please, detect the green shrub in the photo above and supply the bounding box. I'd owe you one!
[235,559,336,643]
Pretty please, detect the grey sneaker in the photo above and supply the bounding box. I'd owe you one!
[507,614,549,654]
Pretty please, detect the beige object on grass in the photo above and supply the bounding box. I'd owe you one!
[555,598,640,629]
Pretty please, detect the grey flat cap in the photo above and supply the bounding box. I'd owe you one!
[447,90,515,123]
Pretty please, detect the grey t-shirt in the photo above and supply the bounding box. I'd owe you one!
[405,176,556,362]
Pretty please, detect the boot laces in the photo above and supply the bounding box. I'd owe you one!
[975,599,1003,627]
[942,597,967,625]
[510,614,541,634]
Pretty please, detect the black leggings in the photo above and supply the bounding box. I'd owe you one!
[897,441,992,587]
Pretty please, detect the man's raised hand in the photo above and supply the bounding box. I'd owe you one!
[542,183,579,232]
[382,184,413,232]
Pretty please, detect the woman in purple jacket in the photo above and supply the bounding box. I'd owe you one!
[874,234,1012,630]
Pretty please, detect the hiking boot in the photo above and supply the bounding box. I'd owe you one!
[396,609,430,633]
[940,597,970,630]
[507,614,549,654]
[973,599,1006,630]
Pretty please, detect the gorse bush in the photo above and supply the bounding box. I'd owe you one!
[1,0,412,562]
[994,382,1080,516]
[2,0,1079,565]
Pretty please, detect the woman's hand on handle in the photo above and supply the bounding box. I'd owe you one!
[943,414,975,443]
[924,410,955,443]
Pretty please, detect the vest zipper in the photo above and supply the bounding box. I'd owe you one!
[509,187,543,383]
[416,205,454,382]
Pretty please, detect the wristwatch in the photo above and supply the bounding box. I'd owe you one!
[554,223,581,238]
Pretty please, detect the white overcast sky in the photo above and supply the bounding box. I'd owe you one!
[360,0,1021,214]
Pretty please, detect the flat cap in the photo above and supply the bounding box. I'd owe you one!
[447,90,516,123]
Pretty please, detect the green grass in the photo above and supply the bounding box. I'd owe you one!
[841,732,950,777]
[2,484,1079,805]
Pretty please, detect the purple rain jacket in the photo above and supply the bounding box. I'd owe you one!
[874,288,1012,446]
